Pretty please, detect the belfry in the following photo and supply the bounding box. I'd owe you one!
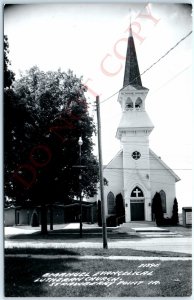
[102,26,180,222]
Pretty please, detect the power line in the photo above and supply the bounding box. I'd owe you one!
[101,30,192,104]
[93,63,191,126]
[139,31,192,78]
[98,4,152,105]
[149,64,191,96]
[105,167,191,170]
[102,175,179,186]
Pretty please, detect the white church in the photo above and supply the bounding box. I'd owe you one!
[101,27,180,222]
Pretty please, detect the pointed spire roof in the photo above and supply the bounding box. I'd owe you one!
[123,23,143,88]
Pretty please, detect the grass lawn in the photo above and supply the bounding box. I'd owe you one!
[5,255,192,297]
[5,247,191,257]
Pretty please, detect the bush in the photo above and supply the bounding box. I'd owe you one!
[162,218,172,226]
[106,216,117,227]
[152,192,164,226]
[117,215,125,225]
[171,198,179,225]
[115,193,125,217]
[115,193,125,225]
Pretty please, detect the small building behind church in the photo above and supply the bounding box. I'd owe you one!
[100,26,180,223]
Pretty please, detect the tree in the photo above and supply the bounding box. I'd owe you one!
[4,35,15,89]
[152,192,164,226]
[4,35,17,208]
[171,198,179,225]
[4,66,99,233]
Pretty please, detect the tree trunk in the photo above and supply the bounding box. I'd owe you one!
[50,205,53,230]
[41,204,47,234]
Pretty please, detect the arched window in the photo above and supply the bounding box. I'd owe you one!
[125,97,133,111]
[135,97,142,110]
[160,190,166,213]
[131,186,144,198]
[107,192,115,214]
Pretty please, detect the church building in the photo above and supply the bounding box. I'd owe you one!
[102,27,180,222]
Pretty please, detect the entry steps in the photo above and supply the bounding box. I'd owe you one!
[132,227,182,237]
[132,227,170,232]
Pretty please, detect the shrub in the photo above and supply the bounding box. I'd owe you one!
[162,218,172,226]
[152,192,164,226]
[115,193,125,217]
[106,216,117,227]
[171,198,179,225]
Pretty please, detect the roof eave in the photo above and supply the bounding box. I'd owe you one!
[149,149,181,182]
[104,149,123,169]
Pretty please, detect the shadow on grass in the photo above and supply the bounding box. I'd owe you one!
[4,247,192,257]
[5,229,141,241]
[4,256,78,297]
[5,247,80,256]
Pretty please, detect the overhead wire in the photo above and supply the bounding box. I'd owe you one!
[92,29,192,175]
[98,63,192,122]
[105,167,192,170]
[100,30,192,104]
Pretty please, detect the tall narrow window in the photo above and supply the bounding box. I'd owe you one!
[107,192,115,214]
[160,190,166,213]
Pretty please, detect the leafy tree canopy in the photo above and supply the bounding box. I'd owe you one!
[4,66,99,207]
[4,35,16,207]
[4,35,15,89]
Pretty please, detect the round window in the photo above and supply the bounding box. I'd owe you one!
[132,151,141,160]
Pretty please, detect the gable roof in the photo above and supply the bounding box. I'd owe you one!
[149,149,181,182]
[103,149,123,170]
[103,148,180,182]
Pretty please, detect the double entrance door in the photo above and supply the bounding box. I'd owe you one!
[130,199,145,221]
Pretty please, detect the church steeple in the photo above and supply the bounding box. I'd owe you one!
[116,22,154,140]
[123,24,142,88]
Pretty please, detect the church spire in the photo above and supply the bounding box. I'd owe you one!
[123,23,142,88]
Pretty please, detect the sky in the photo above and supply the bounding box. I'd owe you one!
[4,3,192,211]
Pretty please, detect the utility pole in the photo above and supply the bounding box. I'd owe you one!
[96,95,108,249]
[78,137,83,238]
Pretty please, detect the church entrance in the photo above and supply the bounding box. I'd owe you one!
[130,187,145,221]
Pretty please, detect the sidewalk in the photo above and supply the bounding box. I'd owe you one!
[4,222,192,254]
[4,221,192,236]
